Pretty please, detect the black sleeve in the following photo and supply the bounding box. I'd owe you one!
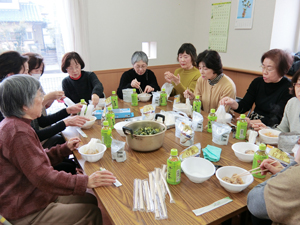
[117,71,133,99]
[0,111,4,122]
[35,121,66,141]
[89,72,104,98]
[235,79,258,113]
[37,109,69,128]
[147,70,160,91]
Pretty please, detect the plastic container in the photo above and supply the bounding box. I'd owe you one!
[111,91,118,109]
[106,107,115,129]
[167,149,181,185]
[101,121,112,148]
[207,109,217,133]
[235,114,247,140]
[252,143,268,178]
[193,95,201,113]
[131,89,138,106]
[122,89,133,102]
[160,88,167,106]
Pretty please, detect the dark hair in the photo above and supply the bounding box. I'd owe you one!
[0,51,28,81]
[261,49,293,77]
[61,52,85,73]
[196,50,223,75]
[177,43,197,67]
[290,68,300,96]
[22,52,44,75]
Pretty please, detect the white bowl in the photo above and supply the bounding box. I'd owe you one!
[216,166,254,193]
[181,157,216,183]
[258,129,281,144]
[138,93,151,102]
[81,116,97,129]
[114,121,130,136]
[78,143,107,162]
[231,142,259,162]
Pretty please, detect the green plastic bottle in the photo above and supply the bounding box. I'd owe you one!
[167,148,181,185]
[235,114,247,140]
[101,121,112,148]
[106,107,115,129]
[79,99,88,115]
[131,88,138,106]
[160,88,167,106]
[111,91,118,109]
[207,109,217,133]
[193,95,201,113]
[252,143,268,178]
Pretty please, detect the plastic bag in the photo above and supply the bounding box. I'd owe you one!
[175,117,192,138]
[173,94,180,106]
[212,122,231,145]
[111,139,126,162]
[161,82,174,98]
[142,104,156,120]
[180,123,194,146]
[152,91,161,106]
[192,111,203,132]
[179,143,201,161]
[216,105,226,124]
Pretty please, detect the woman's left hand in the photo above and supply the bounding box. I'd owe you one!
[144,85,154,93]
[66,104,83,114]
[67,137,81,151]
[91,94,100,107]
[172,74,180,85]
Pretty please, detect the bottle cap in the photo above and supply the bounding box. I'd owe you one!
[103,121,109,126]
[112,91,116,94]
[170,148,178,156]
[210,109,215,113]
[133,88,136,92]
[80,99,85,103]
[108,106,112,111]
[162,88,165,91]
[195,95,200,99]
[259,143,266,151]
[240,114,246,119]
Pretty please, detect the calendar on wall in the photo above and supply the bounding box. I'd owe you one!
[208,2,231,53]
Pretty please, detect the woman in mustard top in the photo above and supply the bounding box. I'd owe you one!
[164,43,201,102]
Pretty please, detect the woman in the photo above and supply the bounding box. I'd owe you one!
[0,75,116,224]
[117,51,160,99]
[184,50,236,113]
[62,52,104,106]
[220,49,293,128]
[247,151,300,224]
[251,69,300,133]
[164,43,201,103]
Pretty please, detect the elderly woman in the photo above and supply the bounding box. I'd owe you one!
[247,151,300,224]
[117,51,160,99]
[62,52,104,106]
[251,69,300,133]
[220,49,293,128]
[0,75,116,224]
[184,50,236,113]
[164,43,201,103]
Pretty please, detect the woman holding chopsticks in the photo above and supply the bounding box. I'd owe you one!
[117,51,160,99]
[247,150,300,224]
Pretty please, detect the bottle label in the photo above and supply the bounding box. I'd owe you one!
[193,101,201,113]
[167,159,181,185]
[207,116,217,133]
[111,96,118,109]
[101,129,112,148]
[252,153,268,178]
[132,94,138,106]
[160,93,167,106]
[236,122,247,140]
[107,113,115,129]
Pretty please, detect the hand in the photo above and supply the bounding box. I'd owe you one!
[131,79,141,89]
[173,74,180,85]
[260,159,284,175]
[91,94,100,107]
[144,85,154,93]
[46,91,65,101]
[66,104,83,114]
[164,71,173,83]
[183,89,195,100]
[66,137,81,151]
[87,170,116,188]
[219,97,238,110]
[251,122,267,131]
[63,115,89,127]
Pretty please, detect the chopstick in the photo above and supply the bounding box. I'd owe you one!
[235,160,277,177]
[138,86,143,94]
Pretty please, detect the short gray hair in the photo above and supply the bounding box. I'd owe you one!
[131,51,148,65]
[0,75,41,118]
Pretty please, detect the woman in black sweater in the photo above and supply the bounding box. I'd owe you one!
[220,49,293,127]
[117,51,160,99]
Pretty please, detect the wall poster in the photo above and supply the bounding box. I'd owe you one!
[208,2,231,53]
[235,0,255,29]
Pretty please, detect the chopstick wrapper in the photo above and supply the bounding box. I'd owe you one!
[202,145,222,162]
[193,197,232,216]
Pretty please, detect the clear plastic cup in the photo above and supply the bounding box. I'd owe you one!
[122,88,133,102]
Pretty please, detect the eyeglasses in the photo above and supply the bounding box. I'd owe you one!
[293,83,300,88]
[134,65,147,70]
[260,65,275,72]
[66,65,81,72]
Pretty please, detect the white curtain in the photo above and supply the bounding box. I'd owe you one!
[56,0,90,70]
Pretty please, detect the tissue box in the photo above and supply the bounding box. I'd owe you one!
[94,108,134,119]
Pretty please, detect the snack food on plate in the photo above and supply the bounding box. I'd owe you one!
[268,148,290,163]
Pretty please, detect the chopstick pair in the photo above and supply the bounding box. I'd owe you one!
[138,86,143,94]
[235,160,278,177]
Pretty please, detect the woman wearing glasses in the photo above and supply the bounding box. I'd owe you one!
[117,51,160,99]
[220,49,293,128]
[62,52,104,106]
[251,70,300,132]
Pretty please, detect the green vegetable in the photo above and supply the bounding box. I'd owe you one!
[134,127,161,135]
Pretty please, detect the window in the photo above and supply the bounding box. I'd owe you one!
[142,41,157,59]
